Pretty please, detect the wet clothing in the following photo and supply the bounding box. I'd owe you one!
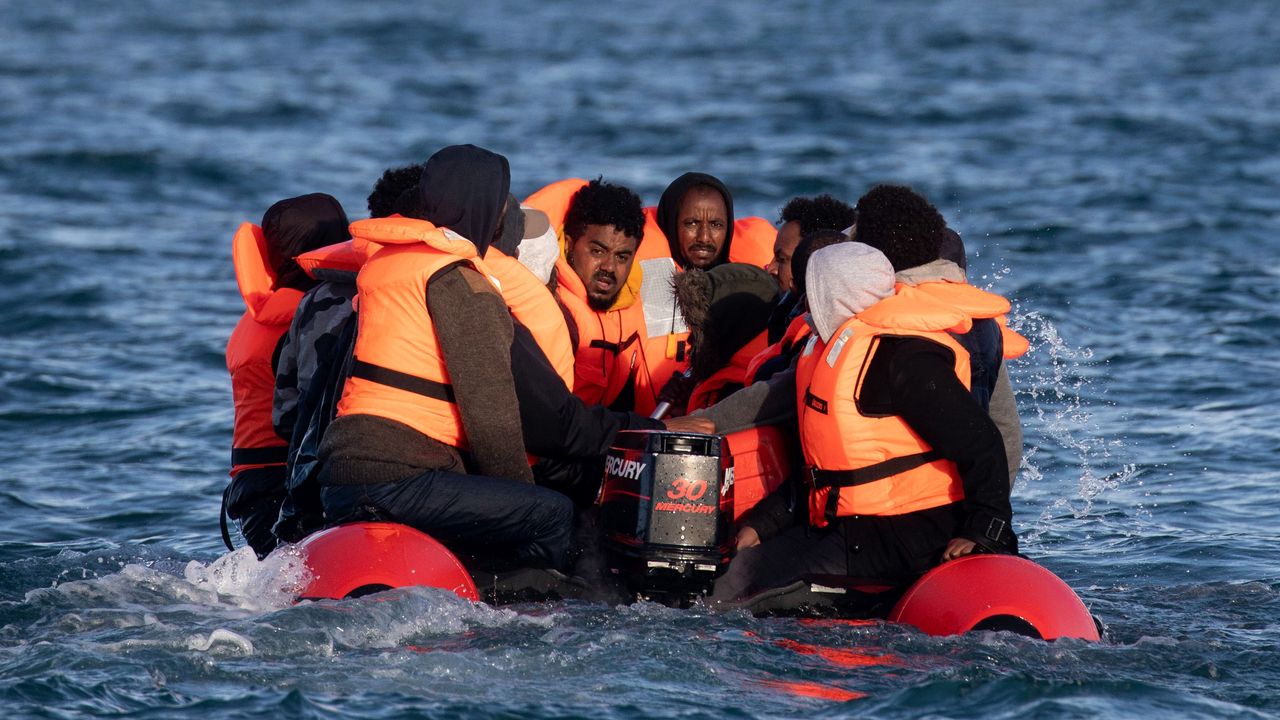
[274,278,358,441]
[272,276,358,543]
[320,465,573,571]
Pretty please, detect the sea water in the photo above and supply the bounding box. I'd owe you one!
[2,1,1279,717]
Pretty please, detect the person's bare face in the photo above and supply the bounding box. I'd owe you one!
[766,221,802,293]
[676,186,728,269]
[567,224,639,310]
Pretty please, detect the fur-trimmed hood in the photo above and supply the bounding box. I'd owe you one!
[673,263,779,381]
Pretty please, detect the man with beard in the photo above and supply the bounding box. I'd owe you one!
[554,178,648,409]
[655,172,735,271]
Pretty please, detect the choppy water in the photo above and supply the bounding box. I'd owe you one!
[2,1,1279,717]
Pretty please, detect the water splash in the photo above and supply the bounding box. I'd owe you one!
[182,546,310,612]
[1010,308,1136,539]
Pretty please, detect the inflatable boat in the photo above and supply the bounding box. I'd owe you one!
[284,428,1101,642]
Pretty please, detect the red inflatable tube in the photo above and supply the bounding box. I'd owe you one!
[888,554,1100,641]
[295,522,479,602]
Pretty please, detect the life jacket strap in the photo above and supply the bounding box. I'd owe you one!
[804,451,942,491]
[806,450,942,525]
[230,446,288,466]
[351,358,456,403]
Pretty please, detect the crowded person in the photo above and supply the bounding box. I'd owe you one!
[768,194,858,295]
[269,165,421,544]
[555,178,647,408]
[851,185,1026,484]
[223,193,350,558]
[746,228,852,384]
[671,263,779,413]
[316,145,574,571]
[711,242,1017,602]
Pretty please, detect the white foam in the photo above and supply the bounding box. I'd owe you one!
[181,545,311,612]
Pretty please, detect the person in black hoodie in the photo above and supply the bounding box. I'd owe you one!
[224,193,350,558]
[656,172,735,270]
[317,145,575,571]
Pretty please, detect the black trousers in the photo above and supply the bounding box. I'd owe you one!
[225,466,287,559]
[712,504,962,601]
[321,468,574,571]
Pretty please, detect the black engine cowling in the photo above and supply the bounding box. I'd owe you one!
[598,430,733,603]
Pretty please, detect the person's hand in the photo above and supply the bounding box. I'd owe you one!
[662,416,715,434]
[941,537,977,562]
[735,526,761,551]
[657,371,697,408]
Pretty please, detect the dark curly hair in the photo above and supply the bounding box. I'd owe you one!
[778,194,857,236]
[852,184,947,271]
[367,163,426,218]
[563,177,645,241]
[791,229,851,297]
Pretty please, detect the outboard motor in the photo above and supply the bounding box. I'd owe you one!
[598,430,732,604]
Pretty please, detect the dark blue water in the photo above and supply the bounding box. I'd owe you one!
[3,1,1279,717]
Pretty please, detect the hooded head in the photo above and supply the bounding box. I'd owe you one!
[674,262,779,380]
[805,242,895,343]
[939,227,967,272]
[411,144,511,256]
[656,172,734,269]
[261,193,350,291]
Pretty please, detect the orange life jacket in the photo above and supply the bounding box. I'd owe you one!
[744,312,813,385]
[899,281,1029,359]
[226,222,303,475]
[686,330,771,412]
[486,247,575,391]
[727,216,777,269]
[522,178,589,229]
[795,292,973,527]
[296,236,380,281]
[336,217,501,449]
